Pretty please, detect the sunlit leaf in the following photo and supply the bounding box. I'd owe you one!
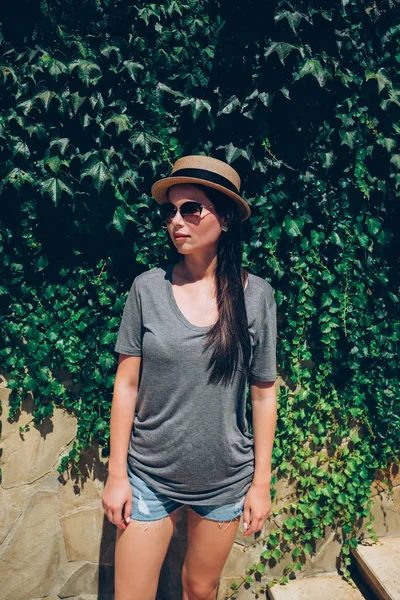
[264,41,303,64]
[81,159,110,193]
[180,97,211,121]
[41,177,73,206]
[130,130,162,155]
[113,206,127,234]
[294,58,328,87]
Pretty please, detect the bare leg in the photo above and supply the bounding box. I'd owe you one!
[114,508,181,600]
[181,508,240,600]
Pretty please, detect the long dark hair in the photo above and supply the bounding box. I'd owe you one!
[166,183,251,386]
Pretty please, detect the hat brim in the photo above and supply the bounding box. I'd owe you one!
[151,177,251,222]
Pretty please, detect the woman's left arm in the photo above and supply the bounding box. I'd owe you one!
[242,380,277,536]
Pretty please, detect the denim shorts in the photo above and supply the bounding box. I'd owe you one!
[126,462,246,527]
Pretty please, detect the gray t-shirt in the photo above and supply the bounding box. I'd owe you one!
[114,262,277,506]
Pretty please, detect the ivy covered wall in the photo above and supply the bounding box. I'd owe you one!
[1,0,399,593]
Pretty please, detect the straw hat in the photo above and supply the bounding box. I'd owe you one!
[151,155,251,221]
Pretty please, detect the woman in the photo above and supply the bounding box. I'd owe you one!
[102,155,278,600]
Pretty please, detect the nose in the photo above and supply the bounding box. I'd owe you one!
[170,207,185,225]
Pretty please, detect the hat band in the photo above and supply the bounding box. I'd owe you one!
[170,168,239,194]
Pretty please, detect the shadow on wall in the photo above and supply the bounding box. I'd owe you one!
[0,380,188,600]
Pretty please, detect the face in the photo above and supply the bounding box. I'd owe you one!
[164,184,227,255]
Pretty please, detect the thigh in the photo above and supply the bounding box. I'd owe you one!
[115,467,183,600]
[182,503,242,595]
[115,509,180,600]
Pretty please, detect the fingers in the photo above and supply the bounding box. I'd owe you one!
[123,500,132,525]
[113,508,128,530]
[243,512,270,536]
[244,517,264,536]
[101,481,132,531]
[102,503,129,530]
[242,504,251,533]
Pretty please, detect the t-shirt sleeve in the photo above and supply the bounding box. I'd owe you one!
[114,279,143,356]
[249,290,277,382]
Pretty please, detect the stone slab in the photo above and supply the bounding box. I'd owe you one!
[1,391,77,488]
[351,536,400,600]
[0,490,59,600]
[267,573,366,600]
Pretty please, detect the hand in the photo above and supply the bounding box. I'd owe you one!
[242,482,272,537]
[102,473,133,530]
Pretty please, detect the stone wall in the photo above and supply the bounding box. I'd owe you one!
[1,377,399,600]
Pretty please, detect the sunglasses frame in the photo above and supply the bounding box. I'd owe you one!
[158,201,205,224]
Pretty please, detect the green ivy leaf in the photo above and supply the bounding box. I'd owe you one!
[113,206,127,234]
[50,138,70,156]
[70,59,102,86]
[271,548,282,560]
[217,95,241,116]
[340,130,357,149]
[217,142,250,164]
[130,131,162,155]
[5,168,34,190]
[303,543,313,555]
[35,89,59,111]
[81,159,110,193]
[256,563,265,574]
[180,97,211,121]
[119,169,139,190]
[285,518,296,530]
[70,92,87,114]
[390,154,400,169]
[274,8,311,33]
[284,216,304,238]
[337,493,348,504]
[123,60,145,82]
[329,232,344,247]
[41,177,73,205]
[264,42,303,65]
[293,59,328,87]
[105,113,132,136]
[365,67,392,94]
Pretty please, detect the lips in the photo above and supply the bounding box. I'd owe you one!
[174,234,190,238]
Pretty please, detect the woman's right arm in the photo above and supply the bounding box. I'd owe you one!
[102,354,141,530]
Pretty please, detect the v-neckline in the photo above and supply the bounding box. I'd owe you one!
[165,263,249,332]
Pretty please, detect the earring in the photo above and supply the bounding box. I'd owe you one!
[221,225,228,232]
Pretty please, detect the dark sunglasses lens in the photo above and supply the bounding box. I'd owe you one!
[180,202,202,217]
[159,204,176,221]
[159,202,202,222]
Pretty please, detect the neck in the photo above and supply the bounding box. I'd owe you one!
[179,254,218,283]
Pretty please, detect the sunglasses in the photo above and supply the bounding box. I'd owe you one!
[158,201,204,224]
